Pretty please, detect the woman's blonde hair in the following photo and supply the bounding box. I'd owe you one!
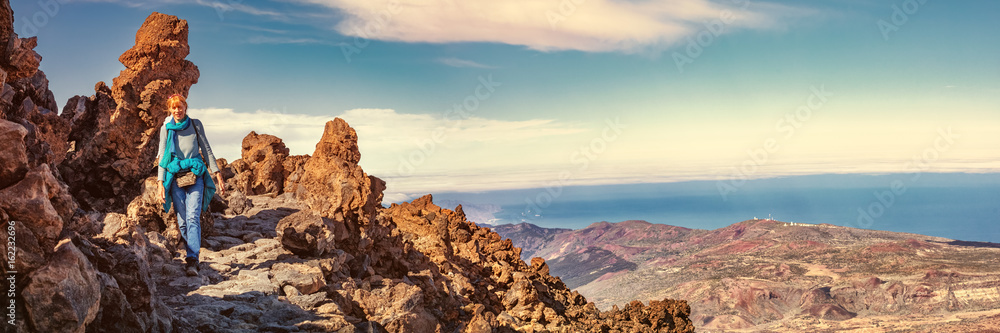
[167,94,187,109]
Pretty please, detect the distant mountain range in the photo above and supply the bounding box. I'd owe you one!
[492,219,1000,331]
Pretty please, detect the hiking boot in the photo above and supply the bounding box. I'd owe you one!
[185,258,199,276]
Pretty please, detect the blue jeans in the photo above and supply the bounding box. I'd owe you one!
[170,174,203,263]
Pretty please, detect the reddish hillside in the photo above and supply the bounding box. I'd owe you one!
[494,219,1000,332]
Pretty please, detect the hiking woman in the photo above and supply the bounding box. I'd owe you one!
[155,94,226,276]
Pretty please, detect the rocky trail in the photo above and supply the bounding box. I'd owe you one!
[155,195,312,332]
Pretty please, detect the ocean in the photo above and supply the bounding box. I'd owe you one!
[432,173,1000,243]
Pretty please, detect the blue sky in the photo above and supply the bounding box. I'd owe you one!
[15,0,1000,202]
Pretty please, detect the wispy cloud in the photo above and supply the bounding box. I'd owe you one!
[222,23,291,35]
[291,0,808,53]
[75,0,289,20]
[437,57,496,69]
[245,35,336,45]
[192,0,287,20]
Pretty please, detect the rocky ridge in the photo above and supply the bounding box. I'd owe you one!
[0,5,693,333]
[493,220,1000,332]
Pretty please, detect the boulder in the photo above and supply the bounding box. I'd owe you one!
[125,177,169,233]
[0,119,28,188]
[87,272,145,333]
[87,216,174,333]
[2,35,40,83]
[276,210,337,257]
[22,239,102,333]
[281,154,309,194]
[235,131,289,195]
[606,299,694,332]
[271,262,326,295]
[224,189,253,215]
[0,164,77,251]
[293,119,385,227]
[356,282,438,332]
[24,74,70,166]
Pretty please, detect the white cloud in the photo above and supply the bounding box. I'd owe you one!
[291,0,806,53]
[437,57,496,69]
[188,107,330,163]
[191,107,592,193]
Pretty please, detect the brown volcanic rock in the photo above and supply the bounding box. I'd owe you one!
[0,119,28,188]
[313,117,361,164]
[22,239,102,333]
[0,164,77,251]
[25,96,70,165]
[2,35,41,83]
[271,262,327,295]
[87,215,174,333]
[294,118,385,229]
[281,154,309,194]
[88,272,146,333]
[0,28,69,171]
[60,12,199,211]
[276,210,338,257]
[224,133,310,198]
[233,131,289,195]
[606,299,695,332]
[0,0,12,67]
[112,12,199,125]
[125,177,170,234]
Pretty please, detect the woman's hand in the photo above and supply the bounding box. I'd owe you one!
[157,183,165,203]
[215,172,226,196]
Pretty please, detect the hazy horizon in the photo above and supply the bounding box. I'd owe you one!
[432,172,1000,243]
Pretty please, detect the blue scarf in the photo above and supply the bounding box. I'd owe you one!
[160,116,216,213]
